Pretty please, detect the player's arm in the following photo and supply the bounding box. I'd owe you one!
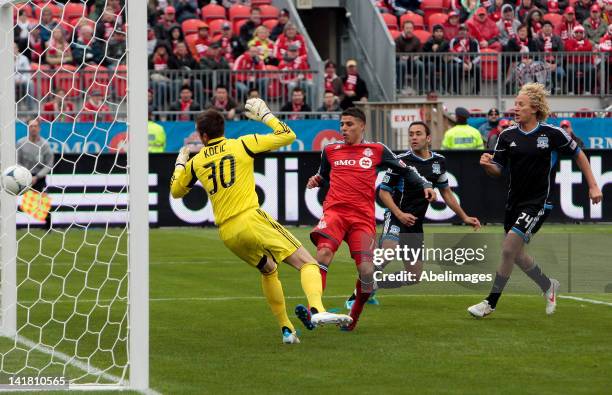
[379,174,417,226]
[379,145,436,202]
[554,129,603,204]
[170,147,195,199]
[307,148,330,189]
[439,187,481,230]
[239,98,296,155]
[481,133,506,177]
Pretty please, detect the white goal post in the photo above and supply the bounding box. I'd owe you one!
[0,0,149,391]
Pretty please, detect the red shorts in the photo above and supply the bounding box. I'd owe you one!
[310,207,376,264]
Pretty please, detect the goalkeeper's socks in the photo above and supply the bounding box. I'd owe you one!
[523,264,552,293]
[318,262,329,291]
[300,263,326,313]
[485,272,510,309]
[261,268,295,332]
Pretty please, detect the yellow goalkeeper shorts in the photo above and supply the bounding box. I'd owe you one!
[219,208,302,267]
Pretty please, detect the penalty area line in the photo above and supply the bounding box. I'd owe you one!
[559,295,612,307]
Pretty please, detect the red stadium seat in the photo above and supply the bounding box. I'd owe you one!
[480,48,499,81]
[82,64,110,95]
[543,13,563,29]
[427,13,448,31]
[390,29,402,40]
[229,4,251,22]
[111,65,128,99]
[201,4,226,22]
[420,0,447,26]
[400,12,425,30]
[259,5,280,21]
[575,108,595,118]
[382,13,399,31]
[233,19,248,36]
[34,2,62,19]
[263,19,278,31]
[62,2,85,21]
[209,19,230,35]
[185,33,199,59]
[264,65,282,99]
[251,0,272,5]
[182,19,205,35]
[413,30,432,44]
[52,64,80,97]
[30,63,52,98]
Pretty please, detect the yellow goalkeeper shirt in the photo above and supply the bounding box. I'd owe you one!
[170,118,295,225]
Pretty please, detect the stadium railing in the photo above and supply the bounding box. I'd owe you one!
[396,51,611,98]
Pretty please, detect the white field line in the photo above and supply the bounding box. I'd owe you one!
[558,295,612,307]
[3,335,162,395]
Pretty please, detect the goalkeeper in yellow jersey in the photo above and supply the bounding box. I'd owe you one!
[170,99,352,344]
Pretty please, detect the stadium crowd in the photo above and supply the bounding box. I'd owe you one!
[384,0,612,95]
[12,0,370,122]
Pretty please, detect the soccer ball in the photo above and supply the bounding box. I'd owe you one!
[1,165,32,196]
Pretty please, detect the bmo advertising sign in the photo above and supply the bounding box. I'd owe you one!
[18,151,611,227]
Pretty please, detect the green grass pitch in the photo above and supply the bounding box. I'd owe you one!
[1,224,611,394]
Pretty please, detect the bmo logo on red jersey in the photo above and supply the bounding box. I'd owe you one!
[334,159,357,166]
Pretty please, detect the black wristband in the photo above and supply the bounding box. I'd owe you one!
[175,163,185,168]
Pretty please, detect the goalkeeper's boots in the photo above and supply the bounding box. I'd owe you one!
[295,304,315,331]
[282,327,300,344]
[467,300,495,318]
[544,279,560,315]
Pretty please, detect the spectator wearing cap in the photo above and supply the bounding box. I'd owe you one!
[340,59,369,109]
[556,6,580,40]
[155,6,177,40]
[280,87,312,120]
[584,4,608,44]
[219,21,245,63]
[271,8,290,41]
[560,120,585,147]
[478,108,500,141]
[233,46,268,100]
[498,4,522,48]
[317,90,342,120]
[169,41,198,70]
[169,85,201,121]
[206,85,241,120]
[273,22,308,60]
[174,0,199,23]
[467,7,502,50]
[533,20,565,92]
[442,107,484,149]
[323,61,343,98]
[516,0,538,23]
[444,11,462,40]
[487,118,511,149]
[193,23,211,61]
[396,21,425,94]
[278,44,314,103]
[248,25,277,65]
[575,0,593,23]
[459,0,481,23]
[240,6,263,48]
[447,24,482,94]
[565,25,596,94]
[389,0,425,16]
[422,25,450,93]
[199,41,230,70]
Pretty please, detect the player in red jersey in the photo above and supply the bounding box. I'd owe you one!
[295,107,436,331]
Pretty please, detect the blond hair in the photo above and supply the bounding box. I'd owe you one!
[518,83,550,121]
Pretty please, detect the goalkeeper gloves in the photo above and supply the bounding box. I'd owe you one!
[245,98,276,125]
[175,146,190,168]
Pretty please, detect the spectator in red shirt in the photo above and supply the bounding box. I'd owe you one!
[443,11,462,41]
[273,22,307,60]
[278,44,314,103]
[81,90,112,123]
[575,0,593,23]
[323,61,343,97]
[487,0,505,22]
[556,7,580,41]
[280,87,312,120]
[193,24,211,61]
[498,4,521,48]
[169,85,201,121]
[42,88,76,122]
[584,4,608,45]
[232,46,267,100]
[565,25,596,93]
[467,7,502,50]
[148,43,172,72]
[598,23,612,51]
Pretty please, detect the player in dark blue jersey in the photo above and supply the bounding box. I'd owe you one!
[346,121,480,307]
[468,83,603,318]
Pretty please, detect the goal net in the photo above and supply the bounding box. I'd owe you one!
[0,0,148,391]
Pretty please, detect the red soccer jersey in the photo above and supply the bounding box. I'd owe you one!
[317,141,431,221]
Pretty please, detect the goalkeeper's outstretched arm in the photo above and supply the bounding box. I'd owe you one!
[239,98,296,154]
[170,147,194,199]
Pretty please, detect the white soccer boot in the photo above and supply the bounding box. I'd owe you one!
[467,300,495,318]
[544,279,560,315]
[282,328,300,344]
[311,311,353,327]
